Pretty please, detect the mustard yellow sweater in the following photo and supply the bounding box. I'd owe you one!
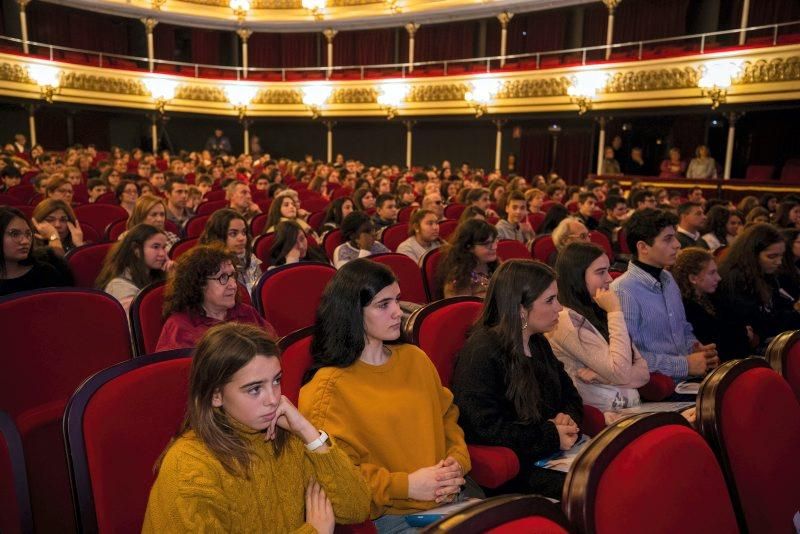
[142,423,370,533]
[299,344,471,519]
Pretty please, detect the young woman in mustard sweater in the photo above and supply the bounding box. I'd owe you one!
[299,259,471,533]
[143,323,370,533]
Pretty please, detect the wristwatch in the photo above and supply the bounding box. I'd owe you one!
[49,234,60,242]
[305,430,330,451]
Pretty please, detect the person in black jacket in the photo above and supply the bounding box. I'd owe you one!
[715,223,800,352]
[451,259,583,499]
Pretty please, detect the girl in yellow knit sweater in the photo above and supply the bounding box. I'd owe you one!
[299,259,472,533]
[142,323,371,533]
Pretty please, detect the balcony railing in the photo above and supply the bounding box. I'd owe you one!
[0,20,798,82]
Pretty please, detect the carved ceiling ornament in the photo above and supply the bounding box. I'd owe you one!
[501,77,570,98]
[174,84,228,101]
[605,66,699,93]
[256,88,302,104]
[61,72,148,95]
[407,82,468,102]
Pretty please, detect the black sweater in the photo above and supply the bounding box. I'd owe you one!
[451,329,583,471]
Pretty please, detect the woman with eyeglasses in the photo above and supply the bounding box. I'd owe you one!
[96,223,171,317]
[0,207,72,296]
[333,211,390,269]
[156,244,276,352]
[31,198,85,256]
[437,219,500,299]
[115,179,140,216]
[199,209,262,294]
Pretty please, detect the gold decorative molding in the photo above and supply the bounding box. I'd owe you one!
[256,88,302,104]
[497,11,513,28]
[174,85,228,101]
[141,17,159,33]
[605,67,699,93]
[236,28,253,41]
[739,57,800,83]
[330,87,376,104]
[407,82,467,102]
[501,77,570,98]
[0,62,29,83]
[61,72,148,95]
[323,28,338,43]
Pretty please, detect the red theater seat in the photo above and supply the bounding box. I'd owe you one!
[65,242,114,288]
[254,262,336,337]
[74,204,129,237]
[589,231,614,259]
[64,351,193,534]
[168,237,198,260]
[397,205,417,224]
[531,235,556,263]
[420,248,443,301]
[277,326,315,405]
[564,412,739,533]
[426,494,571,534]
[323,228,343,260]
[195,199,228,216]
[380,223,409,252]
[253,232,276,267]
[184,214,210,238]
[438,219,458,241]
[250,212,269,236]
[745,165,775,181]
[443,203,466,220]
[0,411,33,534]
[369,253,428,305]
[0,289,132,533]
[6,184,36,204]
[496,240,531,261]
[528,212,546,232]
[405,297,520,488]
[765,329,800,401]
[697,358,800,533]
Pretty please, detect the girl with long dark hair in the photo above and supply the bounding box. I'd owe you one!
[144,323,370,532]
[437,219,499,299]
[451,259,583,499]
[199,209,261,294]
[701,206,743,252]
[299,259,470,530]
[547,242,650,415]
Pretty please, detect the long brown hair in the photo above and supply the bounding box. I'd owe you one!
[95,223,166,290]
[127,194,166,229]
[673,247,716,315]
[156,323,286,478]
[476,259,558,423]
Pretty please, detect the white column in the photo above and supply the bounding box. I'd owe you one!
[739,0,751,45]
[596,117,607,175]
[323,29,337,77]
[142,18,158,72]
[323,121,334,163]
[723,112,741,180]
[603,0,621,60]
[497,12,513,68]
[493,120,505,171]
[404,120,414,168]
[405,23,419,73]
[17,0,31,54]
[151,116,158,154]
[27,106,36,146]
[237,29,252,79]
[243,120,250,155]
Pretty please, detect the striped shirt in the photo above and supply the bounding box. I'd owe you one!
[610,261,697,380]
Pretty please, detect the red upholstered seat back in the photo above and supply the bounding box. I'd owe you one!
[168,237,198,260]
[253,232,276,266]
[323,228,343,260]
[443,203,466,220]
[0,412,32,534]
[203,189,226,201]
[6,184,36,204]
[711,362,800,533]
[369,253,428,305]
[531,235,556,263]
[589,231,614,259]
[541,200,558,212]
[74,204,129,236]
[131,281,167,356]
[255,262,336,337]
[184,214,210,238]
[496,239,531,261]
[66,242,115,288]
[277,327,314,404]
[381,223,410,252]
[397,205,417,224]
[195,199,227,216]
[426,495,568,533]
[438,219,458,241]
[485,517,569,534]
[528,212,546,232]
[106,218,128,241]
[787,340,800,401]
[250,212,269,236]
[308,210,326,231]
[407,298,482,387]
[617,228,631,254]
[302,197,329,213]
[65,354,192,533]
[420,248,443,301]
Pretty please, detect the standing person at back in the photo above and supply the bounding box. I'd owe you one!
[610,209,718,381]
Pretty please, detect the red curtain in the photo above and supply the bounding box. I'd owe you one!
[333,29,395,66]
[405,21,478,62]
[27,3,130,55]
[249,33,281,68]
[583,0,690,47]
[190,28,222,65]
[504,10,569,55]
[553,129,594,185]
[154,24,177,61]
[280,33,318,68]
[519,129,551,180]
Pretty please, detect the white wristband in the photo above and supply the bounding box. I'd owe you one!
[305,430,329,452]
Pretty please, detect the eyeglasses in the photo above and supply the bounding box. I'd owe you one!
[206,272,236,286]
[5,229,33,242]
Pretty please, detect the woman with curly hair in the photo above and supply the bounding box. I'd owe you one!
[701,206,743,252]
[122,194,180,250]
[437,218,499,299]
[199,209,262,294]
[155,244,275,352]
[31,198,85,256]
[715,223,800,353]
[96,223,169,316]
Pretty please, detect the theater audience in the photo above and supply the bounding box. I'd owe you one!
[715,223,800,351]
[333,211,390,269]
[464,188,498,219]
[452,260,582,500]
[457,206,486,225]
[114,180,139,217]
[199,209,261,294]
[659,148,686,178]
[0,206,71,296]
[673,247,752,360]
[96,223,169,316]
[600,147,622,175]
[265,190,316,238]
[701,206,743,252]
[597,195,628,253]
[624,147,649,175]
[422,193,445,220]
[31,199,84,256]
[547,243,650,417]
[87,179,107,204]
[775,201,800,229]
[495,190,535,244]
[353,188,376,212]
[548,217,590,266]
[300,260,471,527]
[538,204,568,235]
[164,177,192,229]
[686,145,718,179]
[761,193,778,215]
[123,194,180,250]
[525,188,545,215]
[227,181,261,223]
[611,209,718,380]
[675,202,708,249]
[319,197,354,236]
[574,192,599,231]
[438,219,499,298]
[371,193,398,235]
[396,209,443,265]
[268,220,328,268]
[746,207,771,226]
[156,244,274,352]
[143,322,370,532]
[779,228,800,297]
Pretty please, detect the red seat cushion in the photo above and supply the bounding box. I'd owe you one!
[74,204,129,237]
[253,233,276,267]
[168,238,198,260]
[66,242,114,288]
[380,223,410,253]
[486,516,570,534]
[131,282,167,356]
[369,253,428,305]
[719,367,800,532]
[277,332,314,405]
[195,199,228,216]
[582,404,606,437]
[421,248,442,301]
[438,219,458,241]
[496,240,531,261]
[466,444,520,490]
[594,425,738,533]
[532,235,556,263]
[323,229,343,260]
[786,340,800,402]
[638,372,676,401]
[184,215,209,239]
